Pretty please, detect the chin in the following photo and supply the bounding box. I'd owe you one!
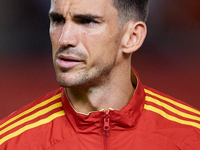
[55,65,112,88]
[56,75,102,89]
[56,73,88,88]
[56,76,75,88]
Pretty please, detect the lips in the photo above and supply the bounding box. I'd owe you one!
[56,54,83,68]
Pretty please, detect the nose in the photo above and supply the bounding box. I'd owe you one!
[59,22,78,47]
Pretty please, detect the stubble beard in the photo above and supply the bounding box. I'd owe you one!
[54,29,121,89]
[55,56,117,89]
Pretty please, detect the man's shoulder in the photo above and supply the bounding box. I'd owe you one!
[142,85,200,130]
[0,87,63,123]
[141,86,200,148]
[0,87,66,147]
[143,85,200,114]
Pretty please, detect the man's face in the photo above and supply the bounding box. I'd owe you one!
[50,0,122,88]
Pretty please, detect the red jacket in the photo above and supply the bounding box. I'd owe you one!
[1,68,200,150]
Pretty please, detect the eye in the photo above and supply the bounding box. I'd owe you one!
[73,15,100,26]
[49,13,65,25]
[79,18,97,25]
[51,17,65,24]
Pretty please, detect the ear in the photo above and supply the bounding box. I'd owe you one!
[121,21,147,54]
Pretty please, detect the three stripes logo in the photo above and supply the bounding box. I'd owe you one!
[0,93,65,145]
[144,89,200,129]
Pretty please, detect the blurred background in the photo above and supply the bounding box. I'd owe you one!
[0,0,200,119]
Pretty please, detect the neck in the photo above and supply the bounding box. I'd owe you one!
[66,67,135,114]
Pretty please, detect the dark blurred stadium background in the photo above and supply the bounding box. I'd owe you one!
[0,1,200,119]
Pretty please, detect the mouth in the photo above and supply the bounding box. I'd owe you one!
[59,55,81,61]
[60,57,79,62]
[56,55,83,68]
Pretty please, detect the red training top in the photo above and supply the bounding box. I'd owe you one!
[0,68,200,150]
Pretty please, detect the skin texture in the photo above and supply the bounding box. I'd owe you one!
[49,0,147,114]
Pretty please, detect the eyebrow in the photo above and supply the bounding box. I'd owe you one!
[73,14,104,21]
[49,12,64,19]
[49,12,104,21]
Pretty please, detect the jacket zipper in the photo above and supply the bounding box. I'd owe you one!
[103,110,110,150]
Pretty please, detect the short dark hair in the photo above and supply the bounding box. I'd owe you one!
[113,0,149,23]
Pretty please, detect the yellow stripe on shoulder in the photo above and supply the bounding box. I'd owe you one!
[144,104,200,130]
[145,96,200,122]
[144,89,200,116]
[0,93,62,129]
[0,110,65,145]
[0,102,62,136]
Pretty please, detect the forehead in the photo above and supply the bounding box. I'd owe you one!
[50,0,116,17]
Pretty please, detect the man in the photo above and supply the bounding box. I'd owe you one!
[0,0,200,149]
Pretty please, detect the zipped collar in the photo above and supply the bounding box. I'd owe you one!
[61,66,145,133]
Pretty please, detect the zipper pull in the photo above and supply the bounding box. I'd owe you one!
[104,110,110,131]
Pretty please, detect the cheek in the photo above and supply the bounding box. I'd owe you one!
[81,27,111,51]
[50,27,62,61]
[81,32,105,58]
[86,30,118,54]
[50,26,62,49]
[82,32,117,66]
